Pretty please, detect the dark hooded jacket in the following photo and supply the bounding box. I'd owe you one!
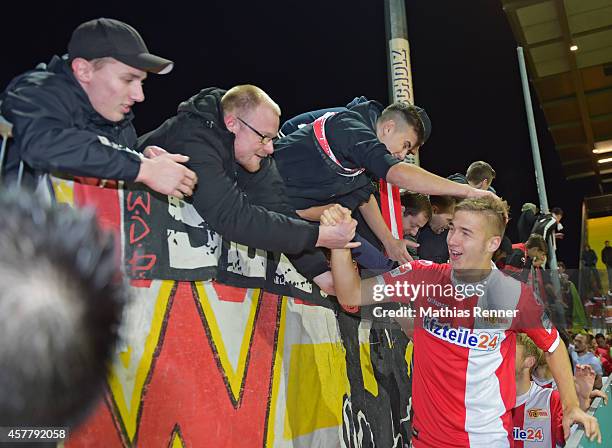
[273,100,401,211]
[137,87,328,279]
[1,55,142,186]
[517,208,537,243]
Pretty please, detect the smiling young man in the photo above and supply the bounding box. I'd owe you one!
[138,85,359,294]
[326,196,600,447]
[1,18,197,198]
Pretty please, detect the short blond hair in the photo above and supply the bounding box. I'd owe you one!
[221,84,281,117]
[454,196,509,237]
[517,333,543,372]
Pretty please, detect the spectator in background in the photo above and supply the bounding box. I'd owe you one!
[425,195,456,234]
[582,244,597,268]
[506,234,569,329]
[601,240,612,292]
[594,333,612,375]
[0,18,196,198]
[400,192,431,260]
[551,207,564,240]
[506,233,548,274]
[417,195,456,263]
[0,189,126,427]
[352,192,431,272]
[582,244,602,292]
[447,160,497,193]
[570,333,603,377]
[517,202,538,243]
[557,261,575,328]
[400,192,431,237]
[493,235,512,270]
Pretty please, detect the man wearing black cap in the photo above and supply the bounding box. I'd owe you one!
[1,18,197,198]
[274,101,496,264]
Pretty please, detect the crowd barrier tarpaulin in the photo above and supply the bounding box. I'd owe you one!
[49,178,413,448]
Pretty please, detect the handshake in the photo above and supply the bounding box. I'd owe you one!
[315,205,362,250]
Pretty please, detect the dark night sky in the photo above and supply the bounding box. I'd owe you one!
[1,0,588,266]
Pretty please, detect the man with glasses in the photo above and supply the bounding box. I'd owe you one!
[138,85,359,294]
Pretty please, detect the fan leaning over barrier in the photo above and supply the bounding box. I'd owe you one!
[0,18,196,199]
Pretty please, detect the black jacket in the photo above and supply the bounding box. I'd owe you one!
[137,87,328,279]
[603,246,612,267]
[583,249,598,267]
[1,55,142,185]
[274,100,399,211]
[517,209,537,243]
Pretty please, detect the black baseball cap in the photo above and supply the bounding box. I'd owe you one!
[68,18,173,74]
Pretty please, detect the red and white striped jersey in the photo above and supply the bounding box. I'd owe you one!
[512,382,564,448]
[532,375,557,390]
[378,261,559,448]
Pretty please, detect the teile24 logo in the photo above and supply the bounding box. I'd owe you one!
[513,427,544,442]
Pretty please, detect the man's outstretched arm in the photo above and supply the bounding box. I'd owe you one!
[386,163,496,199]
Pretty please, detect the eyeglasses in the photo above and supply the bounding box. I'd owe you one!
[237,117,279,145]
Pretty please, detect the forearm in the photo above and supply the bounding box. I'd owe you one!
[192,175,319,254]
[296,204,336,222]
[22,129,142,180]
[210,201,319,254]
[386,163,474,197]
[330,249,362,306]
[546,343,580,410]
[359,194,395,245]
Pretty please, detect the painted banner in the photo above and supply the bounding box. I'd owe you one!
[50,179,413,448]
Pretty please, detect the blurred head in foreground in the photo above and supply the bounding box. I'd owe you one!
[0,190,126,426]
